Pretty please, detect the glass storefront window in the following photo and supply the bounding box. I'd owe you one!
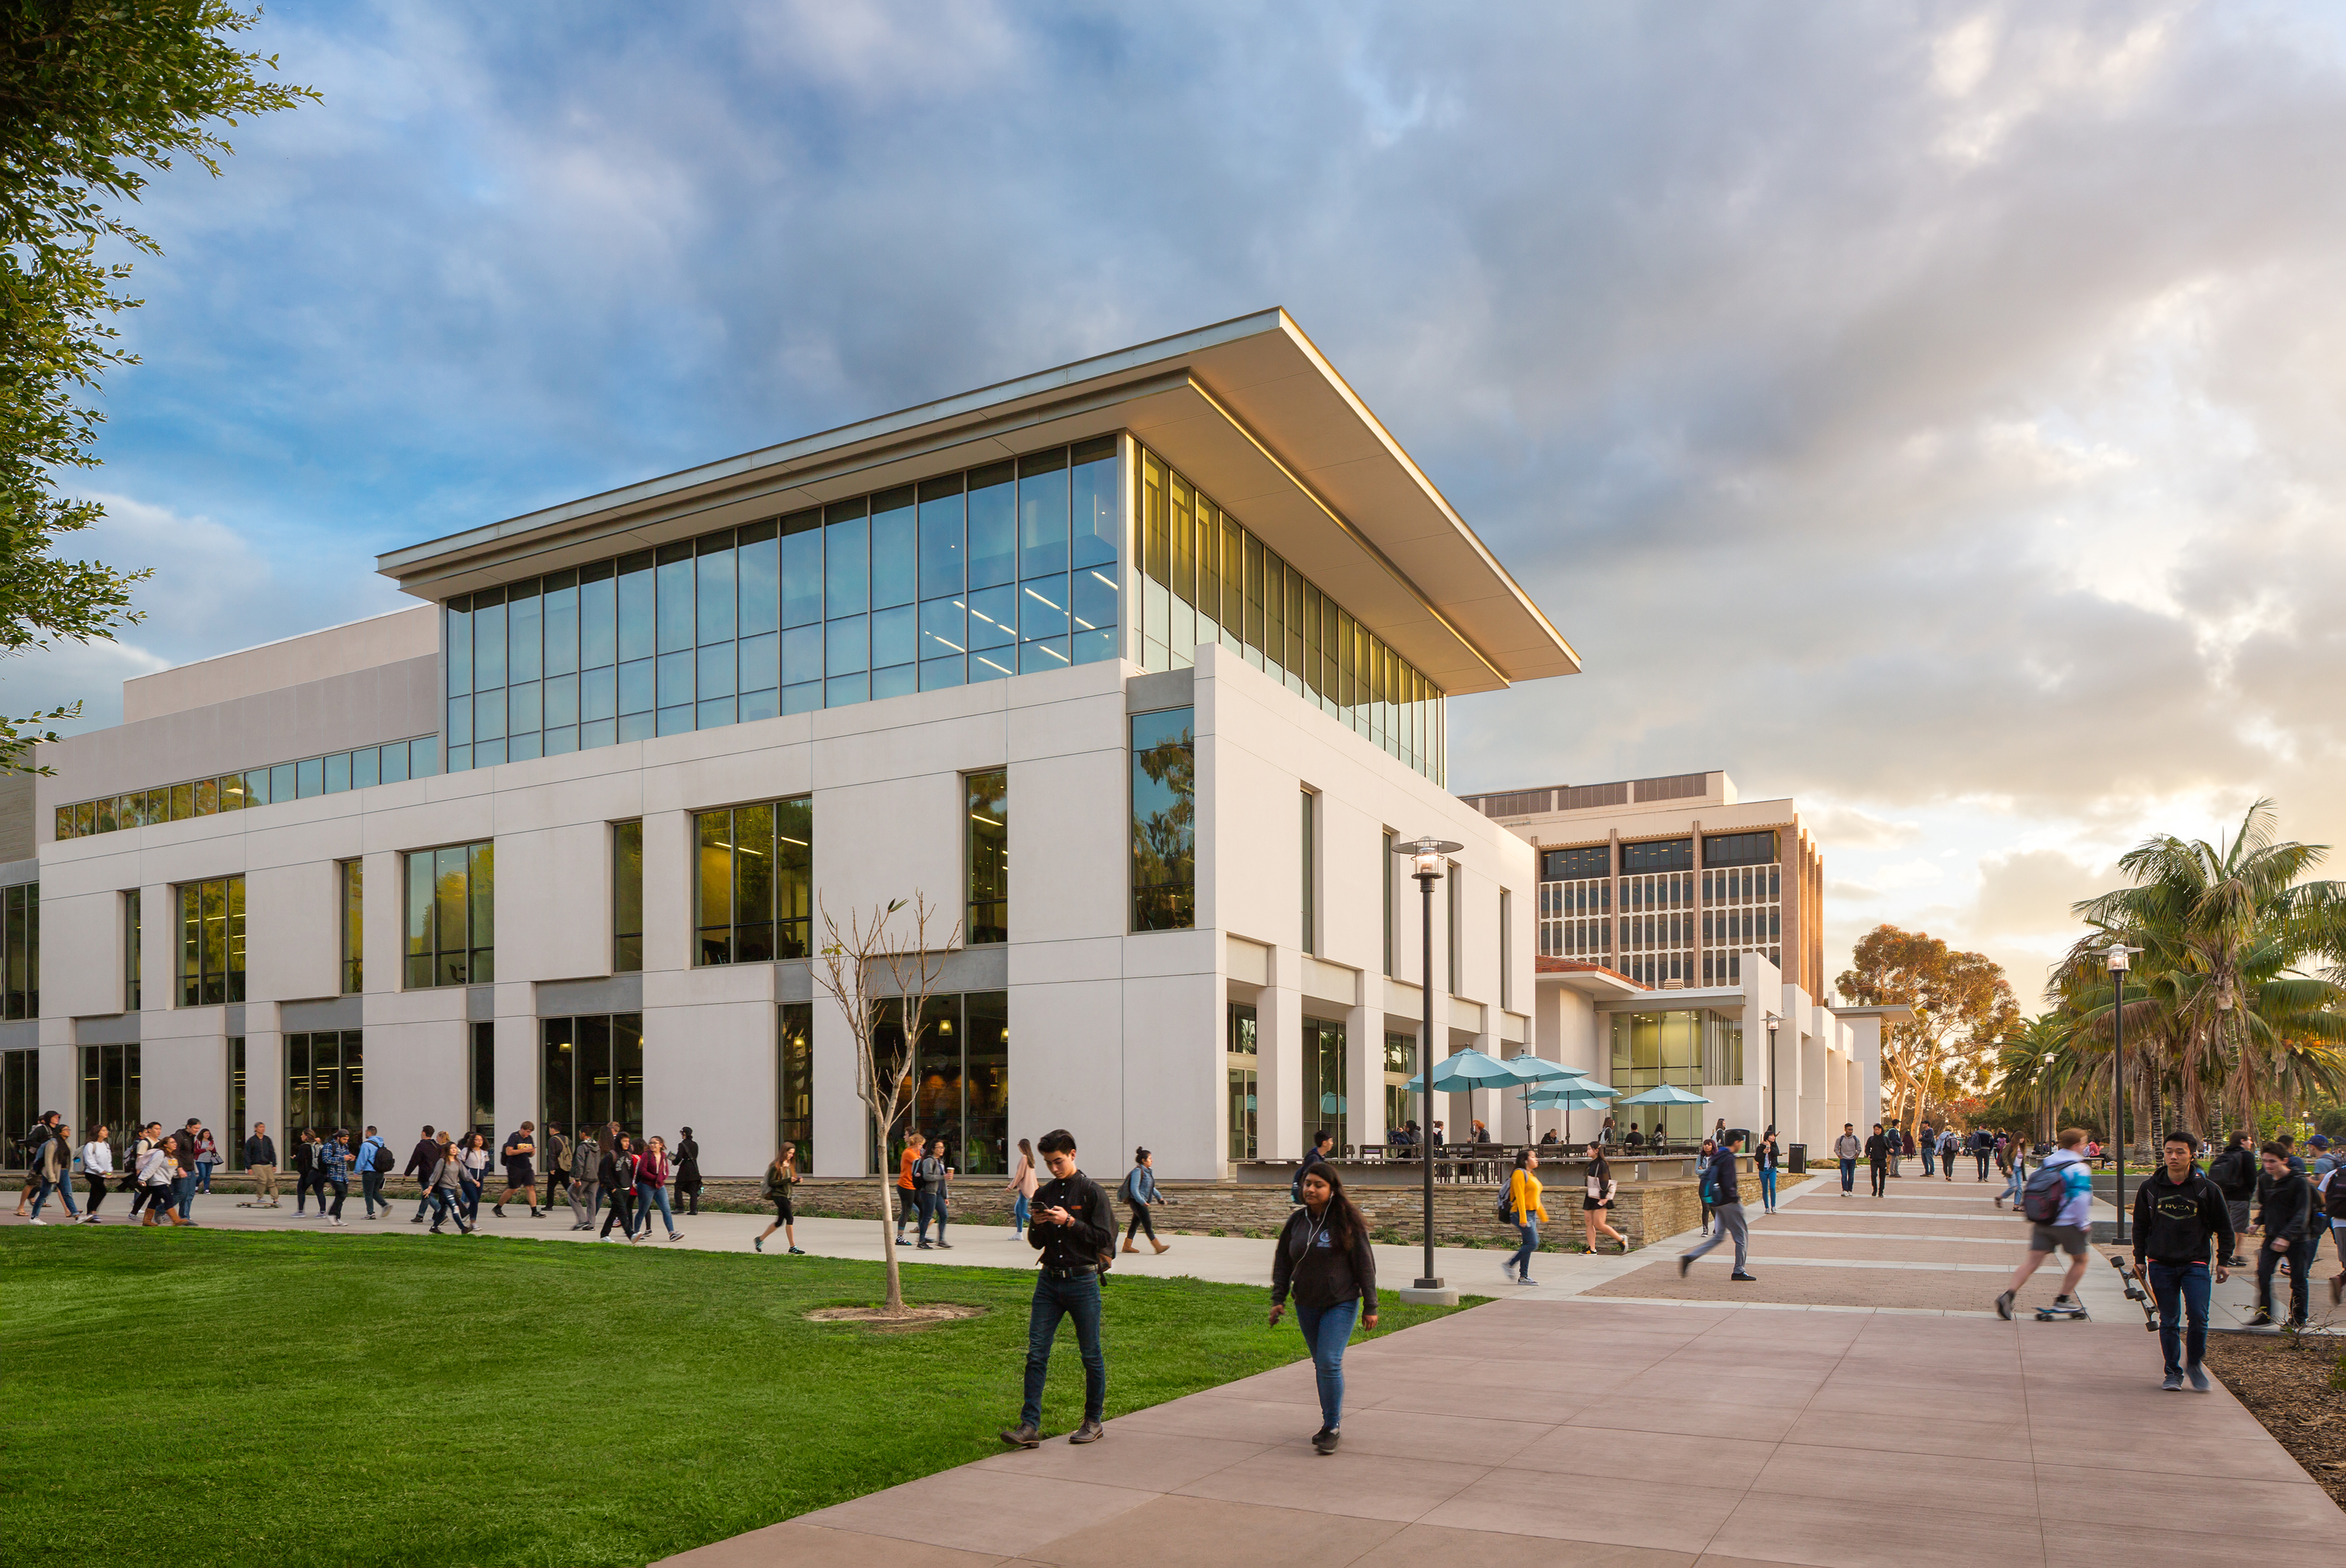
[541,1013,644,1146]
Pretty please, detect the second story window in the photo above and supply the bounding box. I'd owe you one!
[1130,708,1195,932]
[340,861,363,994]
[694,797,812,965]
[613,820,643,972]
[966,770,1007,944]
[405,843,493,987]
[1,882,38,1021]
[175,876,244,1006]
[123,889,140,1011]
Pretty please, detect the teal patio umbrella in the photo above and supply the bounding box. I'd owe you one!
[1524,1081,1618,1148]
[1615,1081,1709,1147]
[1501,1054,1590,1143]
[1400,1048,1519,1143]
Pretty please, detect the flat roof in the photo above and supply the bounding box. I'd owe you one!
[374,310,1578,695]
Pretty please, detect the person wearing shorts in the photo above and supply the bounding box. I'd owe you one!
[1996,1127,2096,1320]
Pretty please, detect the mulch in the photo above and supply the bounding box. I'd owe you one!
[2201,1333,2346,1507]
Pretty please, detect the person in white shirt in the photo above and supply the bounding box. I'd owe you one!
[79,1125,114,1223]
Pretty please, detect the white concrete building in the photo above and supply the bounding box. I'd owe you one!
[8,311,1580,1180]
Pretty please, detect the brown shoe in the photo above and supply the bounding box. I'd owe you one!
[1069,1418,1105,1444]
[1120,1240,1139,1253]
[1151,1240,1170,1254]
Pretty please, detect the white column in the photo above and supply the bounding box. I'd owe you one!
[1259,953,1304,1161]
[1345,995,1381,1154]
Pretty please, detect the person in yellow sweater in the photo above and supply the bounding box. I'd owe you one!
[1503,1148,1552,1286]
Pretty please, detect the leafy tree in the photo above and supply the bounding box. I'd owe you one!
[1837,923,2020,1137]
[0,1,313,770]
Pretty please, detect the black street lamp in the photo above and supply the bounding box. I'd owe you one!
[1397,835,1462,1305]
[2106,940,2140,1242]
[1765,1014,1781,1138]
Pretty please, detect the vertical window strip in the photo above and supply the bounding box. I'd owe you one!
[175,875,244,1007]
[613,820,643,972]
[966,770,1008,945]
[340,861,363,994]
[403,843,491,989]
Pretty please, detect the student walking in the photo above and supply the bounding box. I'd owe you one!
[122,1123,156,1224]
[1679,1129,1754,1281]
[568,1124,601,1230]
[136,1132,184,1225]
[291,1128,320,1215]
[600,1134,641,1241]
[355,1126,394,1218]
[404,1125,439,1223]
[2132,1130,2233,1389]
[315,1129,353,1226]
[1939,1127,1961,1182]
[2248,1142,2313,1328]
[1972,1127,1995,1181]
[494,1123,540,1219]
[1834,1124,1861,1196]
[895,1131,925,1246]
[755,1142,805,1253]
[914,1138,953,1249]
[1995,1127,2096,1320]
[1865,1124,1892,1197]
[1582,1142,1626,1251]
[999,1129,1113,1449]
[1994,1139,2031,1210]
[167,1127,202,1223]
[637,1135,684,1241]
[1696,1137,1718,1236]
[1120,1147,1170,1255]
[1006,1137,1037,1237]
[1268,1162,1380,1455]
[14,1111,61,1216]
[26,1119,80,1222]
[242,1122,280,1208]
[1756,1127,1781,1213]
[425,1134,474,1235]
[1919,1122,1937,1178]
[195,1127,221,1193]
[2323,1160,2346,1309]
[546,1127,586,1228]
[1501,1147,1549,1285]
[674,1127,704,1216]
[79,1124,111,1223]
[458,1133,491,1223]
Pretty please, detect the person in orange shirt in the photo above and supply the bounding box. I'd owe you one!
[895,1131,925,1245]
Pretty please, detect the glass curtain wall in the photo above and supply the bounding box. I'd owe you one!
[778,1002,813,1169]
[77,1045,136,1155]
[1226,1003,1258,1161]
[1304,1017,1348,1151]
[443,439,1118,771]
[404,843,493,987]
[175,877,243,1006]
[540,1013,644,1143]
[3,882,36,1019]
[1,1049,36,1168]
[285,1031,364,1135]
[965,770,1007,944]
[54,736,441,840]
[1132,442,1445,784]
[693,797,813,965]
[1130,707,1195,931]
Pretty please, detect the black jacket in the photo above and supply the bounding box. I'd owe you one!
[1705,1146,1743,1205]
[403,1137,437,1178]
[2257,1170,2313,1245]
[1864,1133,1890,1164]
[1026,1170,1114,1271]
[674,1138,701,1190]
[2130,1168,2233,1266]
[2207,1144,2257,1201]
[1270,1203,1379,1313]
[243,1133,276,1167]
[293,1140,317,1176]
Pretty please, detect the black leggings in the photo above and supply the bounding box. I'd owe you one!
[601,1193,635,1238]
[1125,1204,1157,1242]
[84,1173,108,1214]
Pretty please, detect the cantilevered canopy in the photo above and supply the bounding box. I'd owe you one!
[375,310,1579,696]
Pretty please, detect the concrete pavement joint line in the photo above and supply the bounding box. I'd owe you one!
[1748,1230,2029,1245]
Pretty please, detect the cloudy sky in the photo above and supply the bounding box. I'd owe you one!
[16,2,2346,1005]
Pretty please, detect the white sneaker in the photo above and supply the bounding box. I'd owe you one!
[26,1217,44,1225]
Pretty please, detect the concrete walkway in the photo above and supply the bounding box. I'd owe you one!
[648,1167,2343,1567]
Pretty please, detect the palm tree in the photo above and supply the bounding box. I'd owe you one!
[2059,800,2345,1144]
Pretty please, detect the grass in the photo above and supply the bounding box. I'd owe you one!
[1,1228,1471,1568]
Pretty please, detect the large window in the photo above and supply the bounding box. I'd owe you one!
[1542,845,1610,881]
[52,736,441,841]
[1,1048,36,1169]
[3,881,36,1019]
[441,439,1119,771]
[1305,1016,1348,1151]
[888,989,1009,1176]
[541,1013,644,1144]
[286,1030,363,1135]
[175,876,244,1006]
[1383,1031,1417,1135]
[1609,1010,1712,1142]
[694,796,813,964]
[778,1002,813,1169]
[78,1044,136,1150]
[1703,830,1780,869]
[1382,830,1395,977]
[1130,707,1195,931]
[613,820,643,972]
[965,770,1007,945]
[123,889,140,1011]
[1133,441,1445,783]
[1299,789,1316,954]
[1623,837,1693,875]
[404,843,493,987]
[340,861,363,994]
[1226,1003,1258,1162]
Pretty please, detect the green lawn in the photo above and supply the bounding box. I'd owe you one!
[1,1229,1470,1567]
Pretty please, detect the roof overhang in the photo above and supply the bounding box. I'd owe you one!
[1535,958,1649,1001]
[373,309,1578,695]
[1593,984,1752,1015]
[1829,1004,1916,1024]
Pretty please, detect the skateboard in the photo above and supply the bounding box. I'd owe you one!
[2109,1255,2158,1331]
[2033,1300,2091,1321]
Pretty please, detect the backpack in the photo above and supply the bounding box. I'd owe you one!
[1495,1176,1516,1222]
[2020,1163,2067,1225]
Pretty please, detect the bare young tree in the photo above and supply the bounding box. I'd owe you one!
[813,891,960,1316]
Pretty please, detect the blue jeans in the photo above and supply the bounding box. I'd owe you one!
[360,1171,384,1215]
[174,1174,197,1219]
[2147,1260,2210,1374]
[1011,1193,1031,1230]
[917,1189,948,1243]
[460,1175,482,1221]
[1019,1271,1107,1430]
[197,1161,216,1193]
[1507,1220,1539,1279]
[1839,1157,1856,1192]
[639,1181,676,1235]
[1759,1169,1778,1209]
[1295,1298,1358,1430]
[30,1174,79,1219]
[1921,1148,1934,1176]
[430,1190,468,1230]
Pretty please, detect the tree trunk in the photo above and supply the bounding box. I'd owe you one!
[877,1155,905,1314]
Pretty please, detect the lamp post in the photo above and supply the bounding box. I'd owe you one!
[2106,941,2140,1243]
[1765,1014,1781,1139]
[1398,836,1462,1305]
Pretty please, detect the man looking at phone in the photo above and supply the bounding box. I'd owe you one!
[1000,1129,1113,1450]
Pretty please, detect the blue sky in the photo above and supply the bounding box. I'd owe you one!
[18,2,2346,996]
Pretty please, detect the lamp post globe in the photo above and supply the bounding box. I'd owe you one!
[1396,837,1462,1305]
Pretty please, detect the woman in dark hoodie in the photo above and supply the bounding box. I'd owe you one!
[1268,1164,1378,1455]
